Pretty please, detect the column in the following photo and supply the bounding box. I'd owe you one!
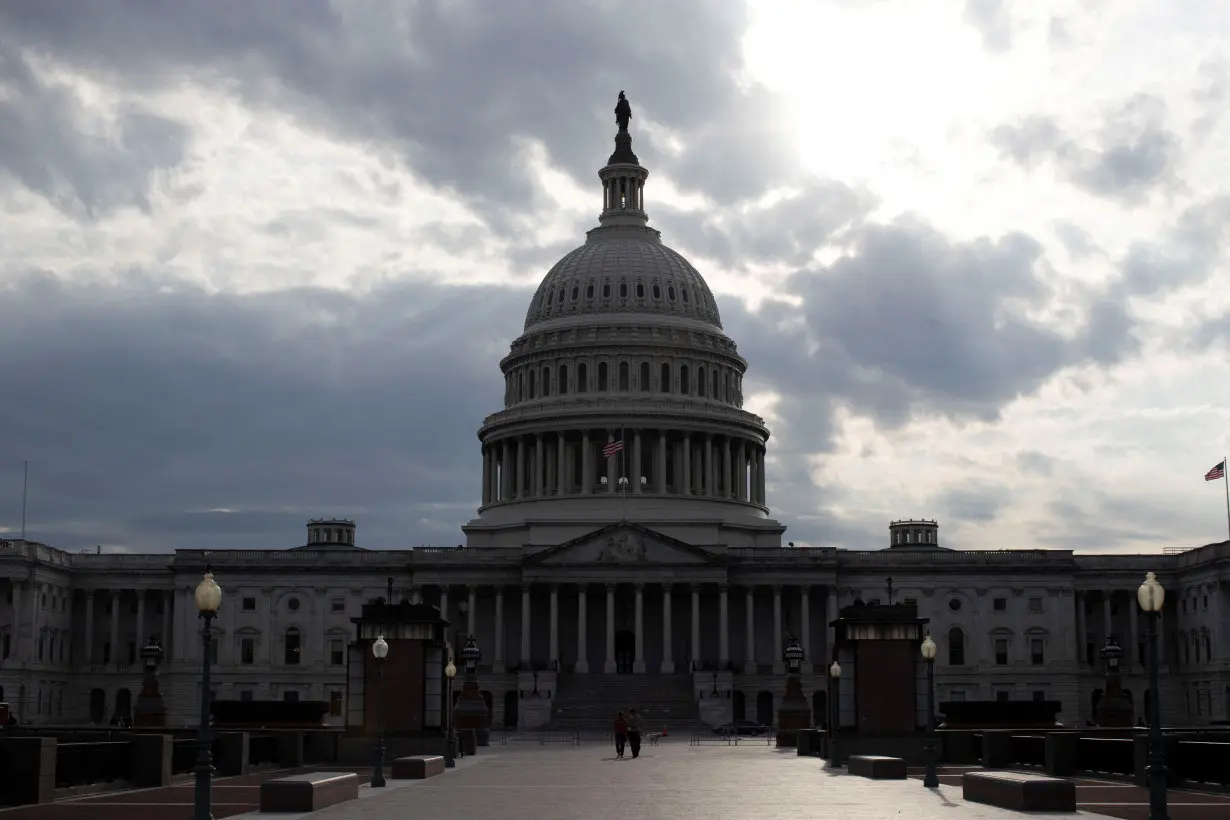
[718,585,729,664]
[801,586,812,672]
[494,586,505,672]
[606,430,617,492]
[161,591,172,654]
[556,433,568,495]
[481,447,491,505]
[535,435,545,496]
[661,584,674,673]
[633,582,645,673]
[440,587,450,626]
[826,587,838,663]
[758,448,767,504]
[722,437,732,498]
[520,586,532,663]
[702,435,713,496]
[656,431,667,492]
[633,430,643,492]
[772,585,784,673]
[467,586,477,637]
[691,585,701,668]
[736,441,747,501]
[136,591,146,647]
[501,441,511,500]
[605,584,616,673]
[1103,592,1113,649]
[549,584,559,666]
[109,590,121,668]
[582,431,592,494]
[29,583,40,663]
[576,585,589,673]
[744,586,756,673]
[1075,591,1087,665]
[1129,591,1140,668]
[682,433,692,494]
[750,451,759,505]
[84,590,95,664]
[516,436,526,497]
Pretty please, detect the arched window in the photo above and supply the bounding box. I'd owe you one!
[639,361,650,392]
[680,364,690,395]
[597,362,608,392]
[618,361,629,391]
[558,364,568,395]
[541,367,551,397]
[528,369,537,399]
[660,363,671,393]
[697,366,706,397]
[284,628,301,666]
[710,370,717,398]
[586,283,594,298]
[602,282,611,298]
[619,282,628,298]
[947,627,965,666]
[577,363,588,393]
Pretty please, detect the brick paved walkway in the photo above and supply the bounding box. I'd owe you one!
[912,765,1230,820]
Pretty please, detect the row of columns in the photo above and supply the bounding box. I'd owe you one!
[480,429,767,506]
[1075,589,1155,667]
[442,582,831,673]
[4,583,173,669]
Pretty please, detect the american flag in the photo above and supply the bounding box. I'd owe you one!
[603,440,624,458]
[1205,460,1225,481]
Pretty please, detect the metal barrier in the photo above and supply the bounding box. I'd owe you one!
[689,728,774,746]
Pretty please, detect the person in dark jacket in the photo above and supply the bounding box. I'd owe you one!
[613,712,629,758]
[626,708,643,758]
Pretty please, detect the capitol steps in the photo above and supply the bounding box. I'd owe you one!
[548,672,700,729]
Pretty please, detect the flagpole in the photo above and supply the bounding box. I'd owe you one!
[620,426,627,522]
[20,460,28,541]
[1224,455,1229,541]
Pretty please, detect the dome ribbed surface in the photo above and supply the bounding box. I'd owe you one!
[523,233,722,330]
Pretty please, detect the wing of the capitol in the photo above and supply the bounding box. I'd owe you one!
[1,95,1228,733]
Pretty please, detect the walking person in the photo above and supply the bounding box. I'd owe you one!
[627,707,643,758]
[613,711,629,758]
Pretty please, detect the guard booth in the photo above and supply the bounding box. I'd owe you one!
[340,597,450,760]
[830,599,930,759]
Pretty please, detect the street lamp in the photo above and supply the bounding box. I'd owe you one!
[193,569,222,820]
[920,633,939,788]
[828,660,842,767]
[371,635,389,788]
[784,638,804,674]
[1137,572,1168,820]
[444,656,457,768]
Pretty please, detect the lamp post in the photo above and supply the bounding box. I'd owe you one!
[371,635,388,788]
[828,660,842,767]
[193,569,222,820]
[1137,572,1169,820]
[444,656,457,767]
[920,633,939,787]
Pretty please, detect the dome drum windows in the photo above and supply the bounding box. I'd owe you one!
[639,361,650,392]
[578,362,589,393]
[619,282,629,298]
[680,364,690,395]
[618,361,630,391]
[636,282,645,299]
[660,362,671,393]
[558,364,569,395]
[597,362,609,392]
[652,284,661,299]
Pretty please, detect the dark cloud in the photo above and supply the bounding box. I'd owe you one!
[0,272,529,551]
[935,486,1010,524]
[0,47,188,218]
[991,94,1182,204]
[964,0,1014,53]
[1118,196,1230,298]
[0,0,799,228]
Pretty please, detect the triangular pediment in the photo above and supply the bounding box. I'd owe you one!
[528,523,717,566]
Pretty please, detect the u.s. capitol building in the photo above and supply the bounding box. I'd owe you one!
[1,96,1227,731]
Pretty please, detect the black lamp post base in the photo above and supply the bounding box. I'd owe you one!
[445,734,457,767]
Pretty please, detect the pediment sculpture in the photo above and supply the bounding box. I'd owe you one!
[597,532,647,563]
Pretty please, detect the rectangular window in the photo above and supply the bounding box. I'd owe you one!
[330,639,344,666]
[283,690,300,703]
[1028,597,1043,613]
[285,631,301,665]
[103,641,112,664]
[949,690,966,702]
[242,597,256,611]
[996,690,1010,703]
[1,633,9,659]
[127,641,137,665]
[1032,691,1046,702]
[994,638,1009,665]
[240,690,254,702]
[993,598,1007,611]
[1030,638,1045,665]
[241,638,255,665]
[329,691,344,716]
[331,597,345,613]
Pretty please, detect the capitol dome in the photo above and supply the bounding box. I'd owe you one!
[466,92,781,545]
[523,233,723,330]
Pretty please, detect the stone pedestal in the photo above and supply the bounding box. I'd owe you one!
[454,679,490,746]
[132,671,166,728]
[775,675,812,747]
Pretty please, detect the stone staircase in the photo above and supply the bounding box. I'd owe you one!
[548,672,700,729]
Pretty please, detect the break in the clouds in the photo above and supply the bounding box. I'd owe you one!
[1,0,1229,554]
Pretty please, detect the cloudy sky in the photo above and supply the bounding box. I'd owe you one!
[1,0,1228,555]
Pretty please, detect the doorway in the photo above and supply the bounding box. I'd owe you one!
[756,691,774,726]
[89,688,106,724]
[614,630,635,673]
[115,688,132,721]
